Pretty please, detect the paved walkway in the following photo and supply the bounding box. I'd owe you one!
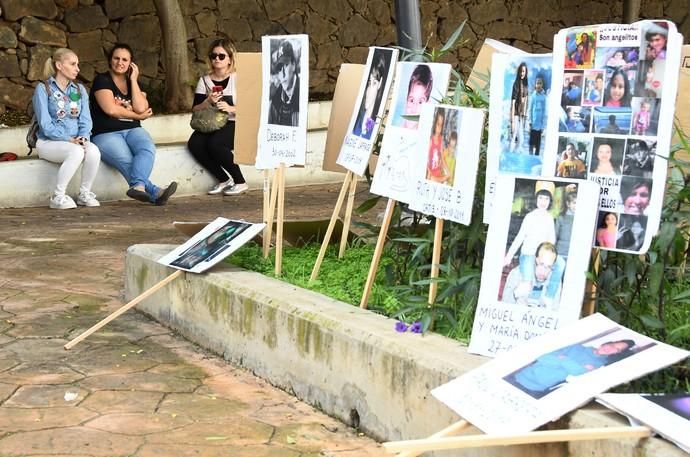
[0,184,386,456]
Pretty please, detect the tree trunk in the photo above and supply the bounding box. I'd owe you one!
[622,0,641,23]
[153,0,192,113]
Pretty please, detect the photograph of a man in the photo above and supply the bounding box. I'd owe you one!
[504,336,641,399]
[171,221,250,270]
[502,242,563,308]
[268,39,300,127]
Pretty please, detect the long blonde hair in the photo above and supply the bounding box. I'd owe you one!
[43,48,76,80]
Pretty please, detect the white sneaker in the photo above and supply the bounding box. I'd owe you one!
[49,194,77,210]
[208,180,233,195]
[77,191,100,207]
[223,183,249,195]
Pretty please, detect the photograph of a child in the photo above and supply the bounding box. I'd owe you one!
[582,70,604,106]
[642,22,668,61]
[635,59,665,98]
[603,67,635,108]
[171,221,250,270]
[617,214,648,251]
[391,64,433,130]
[496,55,551,175]
[268,38,302,127]
[352,48,394,140]
[504,327,654,399]
[622,140,655,177]
[560,105,591,133]
[500,180,578,310]
[630,97,659,136]
[595,47,639,72]
[555,137,589,178]
[564,30,596,68]
[593,107,631,134]
[425,107,459,185]
[595,211,618,248]
[561,72,583,107]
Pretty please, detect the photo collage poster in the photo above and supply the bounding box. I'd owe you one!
[256,34,309,170]
[370,62,451,203]
[407,104,486,225]
[597,393,690,453]
[336,47,398,176]
[433,313,689,435]
[543,21,682,254]
[484,53,553,223]
[468,176,599,357]
[158,217,265,274]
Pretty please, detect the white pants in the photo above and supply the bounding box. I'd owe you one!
[37,139,100,196]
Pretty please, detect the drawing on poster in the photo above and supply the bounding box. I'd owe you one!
[336,47,397,176]
[158,218,264,274]
[469,176,599,357]
[544,20,681,254]
[256,34,309,169]
[408,104,485,224]
[434,313,689,435]
[369,62,451,202]
[484,53,552,223]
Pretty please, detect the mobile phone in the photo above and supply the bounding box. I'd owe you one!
[212,86,223,93]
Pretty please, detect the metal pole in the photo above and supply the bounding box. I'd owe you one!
[394,0,423,51]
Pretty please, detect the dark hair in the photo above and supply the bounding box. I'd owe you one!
[432,108,445,135]
[604,68,632,107]
[512,62,528,98]
[608,114,617,123]
[370,52,386,83]
[591,139,623,172]
[598,211,617,229]
[596,74,604,82]
[602,339,636,363]
[621,177,652,200]
[449,131,458,142]
[107,43,134,63]
[535,189,553,209]
[408,64,433,100]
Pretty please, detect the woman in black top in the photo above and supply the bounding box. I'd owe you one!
[90,43,176,205]
[188,38,247,196]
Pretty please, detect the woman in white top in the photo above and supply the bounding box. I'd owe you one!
[187,38,247,196]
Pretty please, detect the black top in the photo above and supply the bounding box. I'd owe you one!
[90,72,140,136]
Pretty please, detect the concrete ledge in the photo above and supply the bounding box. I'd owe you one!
[124,244,684,457]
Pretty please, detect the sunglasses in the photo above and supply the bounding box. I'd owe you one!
[209,53,228,61]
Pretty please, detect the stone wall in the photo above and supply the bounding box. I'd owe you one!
[0,0,686,113]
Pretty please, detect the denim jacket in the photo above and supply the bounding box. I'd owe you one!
[33,77,92,141]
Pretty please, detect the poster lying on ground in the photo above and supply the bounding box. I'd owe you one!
[406,104,486,225]
[370,62,451,203]
[158,217,265,274]
[597,393,690,453]
[256,34,309,169]
[484,53,553,223]
[336,47,397,176]
[433,313,689,435]
[468,176,599,357]
[543,20,682,254]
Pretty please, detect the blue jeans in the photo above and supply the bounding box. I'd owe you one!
[92,127,160,202]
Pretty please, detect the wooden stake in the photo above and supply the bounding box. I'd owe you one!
[396,420,470,457]
[428,218,444,304]
[275,163,286,276]
[64,269,184,350]
[339,174,358,259]
[582,247,601,316]
[310,171,352,281]
[262,169,271,257]
[263,168,280,258]
[360,198,396,309]
[383,426,652,454]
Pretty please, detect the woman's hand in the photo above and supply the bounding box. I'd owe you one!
[129,62,140,81]
[207,92,222,106]
[216,100,235,114]
[136,108,153,120]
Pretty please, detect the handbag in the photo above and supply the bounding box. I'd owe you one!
[189,77,228,133]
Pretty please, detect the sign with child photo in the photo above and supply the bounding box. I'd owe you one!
[468,176,599,357]
[544,20,682,254]
[434,313,689,435]
[406,104,485,225]
[370,62,451,202]
[484,53,553,223]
